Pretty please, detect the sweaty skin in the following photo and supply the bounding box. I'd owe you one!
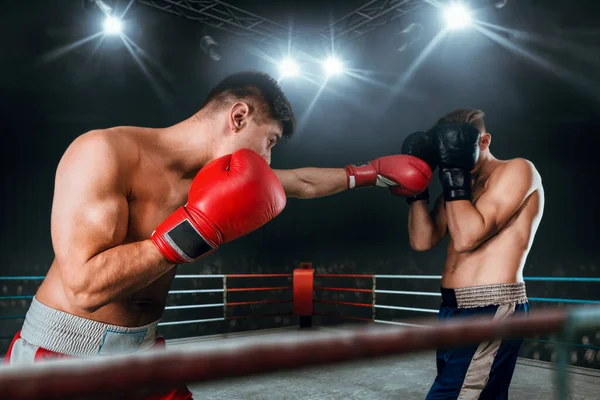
[36,126,348,328]
[408,157,544,288]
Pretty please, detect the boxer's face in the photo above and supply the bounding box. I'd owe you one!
[237,117,282,165]
[226,102,282,165]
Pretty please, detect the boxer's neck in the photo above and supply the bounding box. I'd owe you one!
[157,116,222,178]
[471,150,497,181]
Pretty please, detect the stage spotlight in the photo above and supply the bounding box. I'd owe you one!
[103,16,122,35]
[279,58,299,78]
[323,57,343,77]
[444,3,472,30]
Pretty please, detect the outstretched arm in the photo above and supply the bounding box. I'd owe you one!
[273,168,348,199]
[274,154,431,199]
[445,158,539,252]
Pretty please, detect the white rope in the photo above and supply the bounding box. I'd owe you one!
[168,289,224,294]
[374,304,439,313]
[158,317,225,326]
[373,319,426,327]
[164,303,224,310]
[374,275,442,279]
[375,289,441,297]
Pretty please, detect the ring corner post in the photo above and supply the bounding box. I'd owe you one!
[294,263,314,329]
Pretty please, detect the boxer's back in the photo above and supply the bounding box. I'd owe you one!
[441,159,545,288]
[37,127,193,327]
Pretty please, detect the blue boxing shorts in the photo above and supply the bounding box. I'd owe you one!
[426,283,530,400]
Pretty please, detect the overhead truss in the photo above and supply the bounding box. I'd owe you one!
[136,0,427,47]
[320,0,426,42]
[136,0,293,46]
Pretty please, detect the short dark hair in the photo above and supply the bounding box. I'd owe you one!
[202,71,296,138]
[435,108,486,134]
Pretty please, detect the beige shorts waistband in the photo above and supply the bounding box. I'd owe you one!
[20,297,159,357]
[443,283,528,308]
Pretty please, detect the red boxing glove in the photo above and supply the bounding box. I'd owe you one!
[151,149,286,264]
[344,154,432,197]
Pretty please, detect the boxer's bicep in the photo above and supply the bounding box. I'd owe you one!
[51,134,129,280]
[475,159,535,233]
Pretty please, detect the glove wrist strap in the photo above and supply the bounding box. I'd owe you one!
[439,167,472,202]
[345,163,376,189]
[151,207,216,263]
[406,188,430,205]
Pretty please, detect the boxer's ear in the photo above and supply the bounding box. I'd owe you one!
[229,102,250,135]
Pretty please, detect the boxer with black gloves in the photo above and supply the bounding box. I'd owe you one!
[404,109,545,400]
[430,123,480,202]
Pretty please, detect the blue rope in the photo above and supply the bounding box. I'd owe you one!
[524,277,600,282]
[0,315,25,320]
[0,295,34,300]
[529,297,600,304]
[0,276,45,280]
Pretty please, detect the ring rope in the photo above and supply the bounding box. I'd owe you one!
[1,307,591,400]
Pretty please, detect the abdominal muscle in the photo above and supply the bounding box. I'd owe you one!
[441,190,542,289]
[35,262,176,327]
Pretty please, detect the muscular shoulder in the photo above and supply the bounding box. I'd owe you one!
[57,128,141,190]
[64,128,141,167]
[490,158,542,192]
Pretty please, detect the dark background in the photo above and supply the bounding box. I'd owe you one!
[1,0,599,369]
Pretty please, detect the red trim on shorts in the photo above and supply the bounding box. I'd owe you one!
[3,330,22,364]
[4,332,192,399]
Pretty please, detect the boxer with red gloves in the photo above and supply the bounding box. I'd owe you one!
[151,149,286,264]
[344,154,431,196]
[403,109,545,400]
[400,130,440,204]
[6,71,431,400]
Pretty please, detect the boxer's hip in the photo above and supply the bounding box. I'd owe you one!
[4,298,193,399]
[428,283,529,399]
[7,296,159,362]
[440,282,528,309]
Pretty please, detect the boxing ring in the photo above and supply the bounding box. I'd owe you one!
[1,265,599,399]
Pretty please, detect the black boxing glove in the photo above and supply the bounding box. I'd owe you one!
[430,123,480,202]
[400,131,439,204]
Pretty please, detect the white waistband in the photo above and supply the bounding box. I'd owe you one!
[21,297,159,357]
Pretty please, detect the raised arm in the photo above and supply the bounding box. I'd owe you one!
[400,130,445,251]
[408,194,448,251]
[52,132,174,313]
[445,158,540,252]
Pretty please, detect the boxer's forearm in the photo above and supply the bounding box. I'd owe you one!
[274,168,347,199]
[407,201,440,251]
[445,201,489,252]
[65,240,175,312]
